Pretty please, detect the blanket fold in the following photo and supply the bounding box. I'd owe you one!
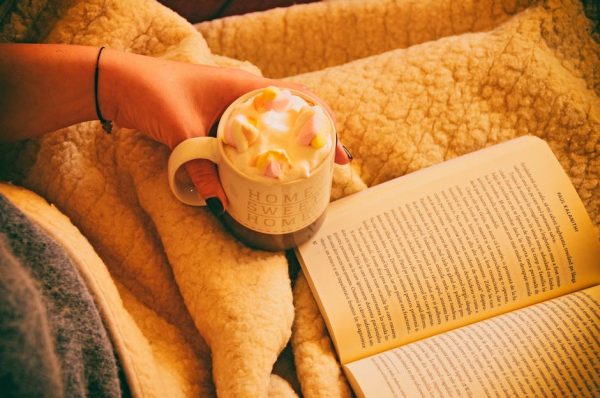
[0,194,122,398]
[197,0,533,78]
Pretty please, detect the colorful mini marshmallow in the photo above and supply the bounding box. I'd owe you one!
[252,86,292,112]
[294,106,329,149]
[263,159,283,179]
[224,114,259,152]
[253,149,291,179]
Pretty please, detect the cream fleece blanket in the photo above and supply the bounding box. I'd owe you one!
[1,0,598,397]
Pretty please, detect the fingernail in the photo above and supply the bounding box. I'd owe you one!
[342,145,353,160]
[206,197,224,216]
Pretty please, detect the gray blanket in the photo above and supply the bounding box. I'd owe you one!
[0,194,125,397]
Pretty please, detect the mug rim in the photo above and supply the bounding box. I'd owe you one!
[215,87,336,186]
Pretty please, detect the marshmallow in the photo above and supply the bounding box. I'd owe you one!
[263,159,282,179]
[222,87,334,182]
[224,114,259,152]
[294,106,329,149]
[253,149,291,179]
[252,86,292,112]
[310,133,327,149]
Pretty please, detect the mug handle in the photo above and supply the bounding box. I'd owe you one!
[168,137,221,206]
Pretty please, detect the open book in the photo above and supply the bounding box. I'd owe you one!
[295,136,600,397]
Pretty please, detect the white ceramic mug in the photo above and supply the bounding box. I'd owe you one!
[167,88,336,250]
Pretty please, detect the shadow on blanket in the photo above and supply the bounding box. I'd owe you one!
[0,195,127,397]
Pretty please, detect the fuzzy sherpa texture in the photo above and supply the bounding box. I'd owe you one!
[291,272,353,397]
[198,0,599,396]
[1,0,598,397]
[0,183,214,397]
[1,0,294,396]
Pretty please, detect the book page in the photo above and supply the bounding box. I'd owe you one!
[345,285,600,398]
[296,136,600,363]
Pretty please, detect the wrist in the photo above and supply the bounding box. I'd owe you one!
[94,47,113,132]
[96,47,124,124]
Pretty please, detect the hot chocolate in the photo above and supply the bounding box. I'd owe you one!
[218,86,335,250]
[167,86,336,251]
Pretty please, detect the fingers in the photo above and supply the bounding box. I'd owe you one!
[335,137,353,165]
[184,159,228,214]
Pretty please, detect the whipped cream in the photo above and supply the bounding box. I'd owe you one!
[222,87,333,182]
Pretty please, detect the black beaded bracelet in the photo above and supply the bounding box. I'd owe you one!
[94,46,113,133]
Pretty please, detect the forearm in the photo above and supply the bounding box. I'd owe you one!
[0,44,100,141]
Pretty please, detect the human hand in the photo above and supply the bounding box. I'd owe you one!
[99,50,351,212]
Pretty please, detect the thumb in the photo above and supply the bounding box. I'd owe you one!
[184,159,228,215]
